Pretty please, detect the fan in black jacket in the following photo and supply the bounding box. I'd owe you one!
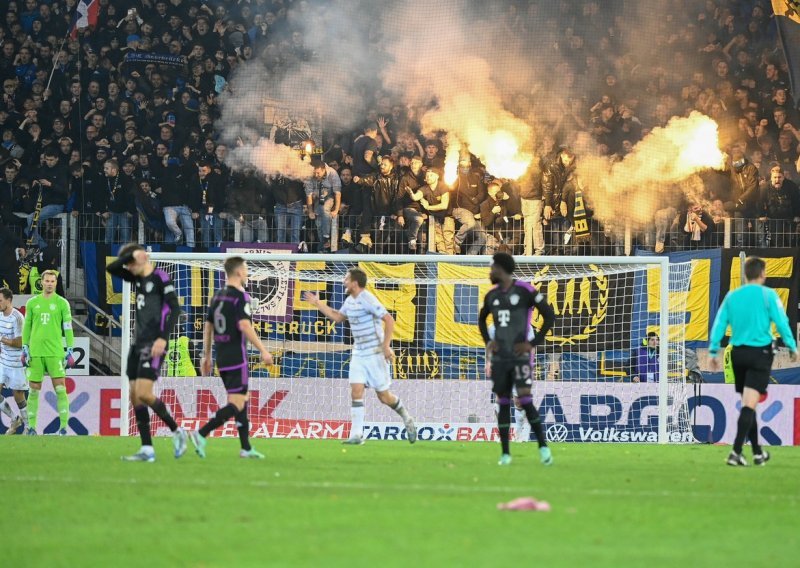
[353,155,405,252]
[98,159,134,245]
[159,158,197,248]
[25,150,68,248]
[479,181,523,254]
[190,160,227,248]
[756,164,800,247]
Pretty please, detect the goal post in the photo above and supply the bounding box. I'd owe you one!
[119,253,691,444]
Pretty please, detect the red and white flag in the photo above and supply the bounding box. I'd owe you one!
[71,0,99,38]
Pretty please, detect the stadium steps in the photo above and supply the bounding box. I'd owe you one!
[70,297,122,375]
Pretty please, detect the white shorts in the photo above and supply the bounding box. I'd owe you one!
[349,351,392,392]
[0,365,28,391]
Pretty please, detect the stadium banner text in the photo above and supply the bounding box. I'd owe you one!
[4,377,798,445]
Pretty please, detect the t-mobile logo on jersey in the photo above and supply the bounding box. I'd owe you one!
[496,310,510,327]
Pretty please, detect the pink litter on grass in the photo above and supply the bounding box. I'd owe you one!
[497,497,551,512]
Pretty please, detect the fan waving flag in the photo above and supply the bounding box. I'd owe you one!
[71,0,99,38]
[773,1,800,104]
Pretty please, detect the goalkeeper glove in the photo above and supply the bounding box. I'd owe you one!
[65,347,76,369]
[21,345,30,367]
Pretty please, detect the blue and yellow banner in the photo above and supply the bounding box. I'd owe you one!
[84,242,800,381]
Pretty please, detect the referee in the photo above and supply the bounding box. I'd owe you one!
[709,256,798,466]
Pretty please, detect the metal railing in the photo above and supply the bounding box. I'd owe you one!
[635,217,800,253]
[71,317,122,375]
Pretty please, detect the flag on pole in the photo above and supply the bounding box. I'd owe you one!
[772,1,800,104]
[71,0,99,38]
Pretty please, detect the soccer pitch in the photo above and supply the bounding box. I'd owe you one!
[2,438,796,568]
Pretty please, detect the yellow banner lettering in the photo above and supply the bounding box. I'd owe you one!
[361,262,416,341]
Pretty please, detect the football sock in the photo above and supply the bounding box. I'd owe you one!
[199,403,238,438]
[350,399,365,439]
[27,389,39,430]
[514,407,527,438]
[134,405,152,447]
[0,398,13,418]
[733,406,755,455]
[55,384,69,429]
[390,397,410,421]
[497,400,511,455]
[748,415,762,455]
[519,396,548,448]
[150,398,178,432]
[18,400,28,427]
[236,404,251,451]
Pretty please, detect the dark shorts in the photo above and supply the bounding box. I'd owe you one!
[220,365,249,394]
[490,359,532,397]
[731,345,773,395]
[126,342,164,381]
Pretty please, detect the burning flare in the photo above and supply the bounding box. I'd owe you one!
[443,130,532,186]
[444,142,461,185]
[471,130,532,181]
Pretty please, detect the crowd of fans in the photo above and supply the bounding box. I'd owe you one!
[1,0,800,290]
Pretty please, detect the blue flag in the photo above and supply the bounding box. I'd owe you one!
[772,1,800,104]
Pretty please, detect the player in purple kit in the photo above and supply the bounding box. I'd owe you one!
[106,244,187,462]
[192,256,274,458]
[479,252,556,466]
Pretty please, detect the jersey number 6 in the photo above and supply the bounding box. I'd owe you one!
[213,303,227,334]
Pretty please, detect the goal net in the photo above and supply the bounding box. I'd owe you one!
[120,253,694,443]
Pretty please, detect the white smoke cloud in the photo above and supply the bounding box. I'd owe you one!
[380,3,535,178]
[217,0,725,210]
[219,0,541,181]
[226,138,313,180]
[577,112,725,225]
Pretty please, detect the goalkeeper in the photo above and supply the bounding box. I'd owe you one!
[21,270,75,435]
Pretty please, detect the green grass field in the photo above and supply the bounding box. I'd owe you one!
[1,438,797,568]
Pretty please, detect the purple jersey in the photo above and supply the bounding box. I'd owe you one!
[133,268,181,345]
[481,280,542,361]
[206,285,251,370]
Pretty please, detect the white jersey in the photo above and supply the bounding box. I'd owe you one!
[0,308,24,369]
[339,290,388,354]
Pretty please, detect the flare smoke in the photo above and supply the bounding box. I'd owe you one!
[220,1,536,181]
[225,137,313,180]
[577,112,725,226]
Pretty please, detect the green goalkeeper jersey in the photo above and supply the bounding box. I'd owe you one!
[22,293,74,357]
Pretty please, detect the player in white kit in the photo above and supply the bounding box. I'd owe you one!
[0,288,28,434]
[304,267,418,445]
